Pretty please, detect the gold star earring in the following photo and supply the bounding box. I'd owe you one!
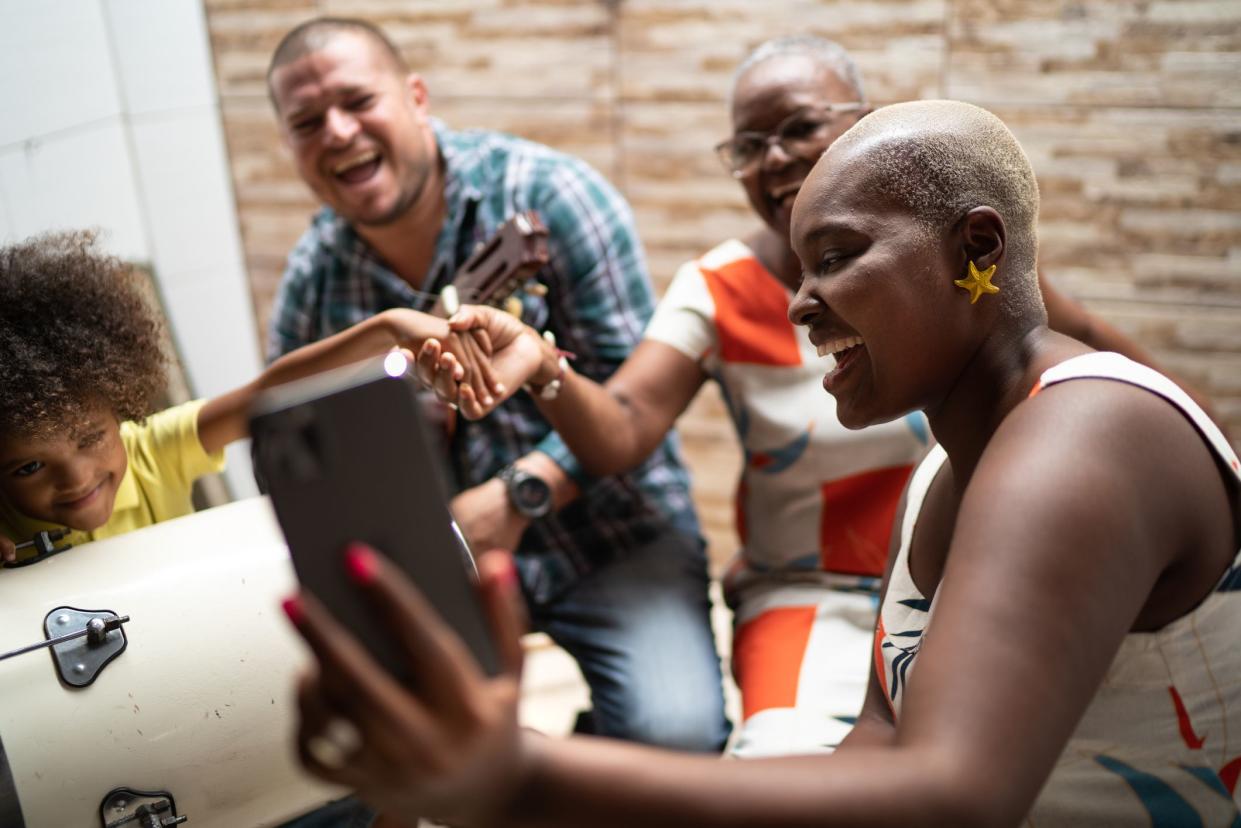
[954,260,999,304]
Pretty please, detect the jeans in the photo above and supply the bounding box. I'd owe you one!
[529,528,731,752]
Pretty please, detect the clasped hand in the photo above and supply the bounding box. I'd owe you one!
[413,305,559,420]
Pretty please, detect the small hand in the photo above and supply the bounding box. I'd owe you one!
[415,332,504,420]
[418,306,560,419]
[285,545,531,825]
[450,305,560,388]
[451,480,530,553]
[0,535,15,565]
[382,308,502,414]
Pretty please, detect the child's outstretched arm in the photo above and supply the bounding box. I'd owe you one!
[195,308,500,455]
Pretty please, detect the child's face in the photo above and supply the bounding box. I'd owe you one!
[0,409,128,531]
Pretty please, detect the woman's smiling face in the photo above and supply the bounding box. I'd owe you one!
[728,55,868,241]
[786,144,977,430]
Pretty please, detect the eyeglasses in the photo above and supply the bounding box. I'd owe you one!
[714,103,867,178]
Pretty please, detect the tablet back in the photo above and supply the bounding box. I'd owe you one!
[250,353,500,681]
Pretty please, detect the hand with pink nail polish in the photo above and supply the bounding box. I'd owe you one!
[282,545,533,826]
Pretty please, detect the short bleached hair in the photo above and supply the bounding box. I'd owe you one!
[833,100,1042,317]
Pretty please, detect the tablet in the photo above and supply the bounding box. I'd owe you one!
[250,352,500,681]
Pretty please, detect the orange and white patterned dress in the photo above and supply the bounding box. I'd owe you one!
[646,239,929,756]
[878,352,1241,824]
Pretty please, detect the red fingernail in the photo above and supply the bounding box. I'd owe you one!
[281,595,305,626]
[345,543,379,584]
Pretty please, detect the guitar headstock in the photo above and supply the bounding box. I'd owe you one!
[433,211,550,317]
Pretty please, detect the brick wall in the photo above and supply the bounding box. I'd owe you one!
[203,0,1241,568]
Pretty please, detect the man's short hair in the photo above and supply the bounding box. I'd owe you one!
[267,17,408,104]
[833,100,1042,317]
[733,35,867,104]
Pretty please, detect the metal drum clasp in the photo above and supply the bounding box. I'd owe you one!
[100,788,186,828]
[0,607,129,687]
[44,607,128,687]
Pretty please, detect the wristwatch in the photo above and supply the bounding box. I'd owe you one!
[496,464,553,519]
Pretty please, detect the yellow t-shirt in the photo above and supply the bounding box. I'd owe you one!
[0,399,226,561]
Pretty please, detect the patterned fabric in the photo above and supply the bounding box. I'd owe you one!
[729,581,878,757]
[0,399,225,558]
[645,240,928,754]
[878,352,1241,825]
[645,240,928,594]
[267,120,698,605]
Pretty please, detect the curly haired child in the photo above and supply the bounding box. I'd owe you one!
[0,230,502,565]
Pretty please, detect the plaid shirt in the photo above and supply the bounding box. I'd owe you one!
[268,120,700,605]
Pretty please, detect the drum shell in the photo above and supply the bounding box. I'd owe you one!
[0,496,339,827]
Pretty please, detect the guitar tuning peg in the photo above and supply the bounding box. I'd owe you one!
[526,281,548,297]
[503,296,524,318]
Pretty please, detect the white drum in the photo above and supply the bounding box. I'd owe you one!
[0,496,340,827]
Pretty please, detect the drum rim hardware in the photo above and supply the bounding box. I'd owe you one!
[100,787,186,828]
[2,528,73,568]
[0,607,129,687]
[45,607,129,687]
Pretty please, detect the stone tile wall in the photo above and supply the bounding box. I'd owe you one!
[204,0,1241,569]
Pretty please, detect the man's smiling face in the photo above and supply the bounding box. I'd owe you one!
[270,32,437,228]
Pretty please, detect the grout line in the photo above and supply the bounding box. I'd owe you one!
[0,114,123,156]
[98,0,159,271]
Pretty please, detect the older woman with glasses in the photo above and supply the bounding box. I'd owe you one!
[421,35,1197,761]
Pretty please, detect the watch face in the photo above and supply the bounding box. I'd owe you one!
[512,476,551,514]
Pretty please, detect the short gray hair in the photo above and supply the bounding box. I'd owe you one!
[733,35,866,104]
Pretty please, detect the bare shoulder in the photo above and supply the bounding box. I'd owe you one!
[972,376,1235,627]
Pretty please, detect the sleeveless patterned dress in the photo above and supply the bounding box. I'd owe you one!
[877,353,1241,825]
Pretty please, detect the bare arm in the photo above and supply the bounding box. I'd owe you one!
[500,382,1213,827]
[535,340,707,476]
[441,306,709,477]
[284,374,1226,828]
[435,311,708,553]
[196,309,493,455]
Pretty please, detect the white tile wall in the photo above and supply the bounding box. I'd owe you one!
[0,120,149,262]
[130,107,246,281]
[0,0,122,147]
[102,0,215,115]
[162,262,263,397]
[0,182,13,243]
[0,0,260,500]
[160,264,263,498]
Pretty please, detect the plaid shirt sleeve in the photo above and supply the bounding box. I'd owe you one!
[528,155,656,484]
[266,229,324,363]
